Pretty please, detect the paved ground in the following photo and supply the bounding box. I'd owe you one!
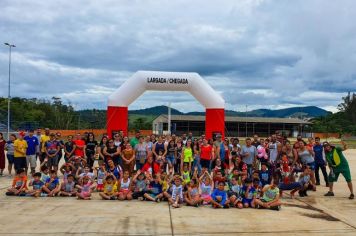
[0,150,355,236]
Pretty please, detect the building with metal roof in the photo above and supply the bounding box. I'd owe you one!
[152,115,312,137]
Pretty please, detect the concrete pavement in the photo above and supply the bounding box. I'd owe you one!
[0,150,355,236]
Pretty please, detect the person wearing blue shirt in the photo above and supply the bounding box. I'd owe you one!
[24,130,39,175]
[313,137,329,187]
[211,181,230,208]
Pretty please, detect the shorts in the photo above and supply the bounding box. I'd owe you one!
[166,156,175,165]
[242,198,253,206]
[14,157,26,170]
[96,184,104,191]
[328,167,352,183]
[80,191,91,198]
[132,191,145,199]
[227,190,239,198]
[278,182,302,191]
[48,156,59,167]
[119,189,131,195]
[26,155,37,168]
[200,159,210,169]
[202,194,212,204]
[7,154,14,164]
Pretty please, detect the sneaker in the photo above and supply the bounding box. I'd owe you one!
[324,191,334,197]
[155,198,161,203]
[41,193,48,197]
[298,190,305,197]
[138,197,144,201]
[271,205,281,211]
[316,182,320,186]
[304,190,308,197]
[110,196,117,200]
[349,194,354,200]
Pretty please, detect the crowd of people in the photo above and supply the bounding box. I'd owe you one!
[0,128,354,210]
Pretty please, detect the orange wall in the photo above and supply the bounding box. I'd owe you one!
[313,133,340,139]
[51,129,152,138]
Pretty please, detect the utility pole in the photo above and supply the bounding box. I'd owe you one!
[4,42,16,140]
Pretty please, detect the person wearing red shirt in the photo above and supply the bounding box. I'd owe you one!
[141,153,160,175]
[74,133,86,158]
[200,139,213,171]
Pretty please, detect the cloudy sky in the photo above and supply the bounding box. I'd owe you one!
[1,0,356,113]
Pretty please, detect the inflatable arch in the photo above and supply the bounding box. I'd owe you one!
[107,71,225,138]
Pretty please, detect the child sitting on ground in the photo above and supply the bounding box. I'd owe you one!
[211,181,230,208]
[42,170,60,197]
[99,174,118,200]
[59,174,77,197]
[76,175,96,200]
[227,176,243,208]
[254,179,281,211]
[168,176,184,208]
[199,170,214,205]
[40,165,50,184]
[132,170,149,201]
[60,162,76,182]
[6,169,28,196]
[118,170,133,200]
[144,173,163,202]
[242,178,256,208]
[185,178,203,207]
[26,172,44,197]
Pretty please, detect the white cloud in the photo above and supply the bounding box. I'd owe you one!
[1,0,355,113]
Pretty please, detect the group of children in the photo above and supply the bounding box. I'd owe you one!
[5,159,282,211]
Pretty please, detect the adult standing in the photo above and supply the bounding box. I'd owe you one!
[73,133,86,158]
[85,132,98,170]
[97,136,108,166]
[45,133,60,172]
[122,143,135,175]
[252,134,261,148]
[145,135,153,151]
[55,132,65,163]
[103,139,121,167]
[24,130,39,175]
[313,137,329,187]
[14,131,28,172]
[135,136,148,171]
[40,128,50,163]
[152,136,167,160]
[130,131,140,149]
[0,133,5,176]
[64,135,76,163]
[240,138,258,177]
[324,141,354,199]
[34,128,42,161]
[5,134,16,176]
[199,139,213,172]
[113,133,122,147]
[297,140,316,188]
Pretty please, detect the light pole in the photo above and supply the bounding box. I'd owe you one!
[4,43,15,140]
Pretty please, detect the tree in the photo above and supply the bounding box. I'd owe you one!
[338,92,356,123]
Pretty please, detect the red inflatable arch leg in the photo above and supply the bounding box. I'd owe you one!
[205,108,225,139]
[107,106,128,138]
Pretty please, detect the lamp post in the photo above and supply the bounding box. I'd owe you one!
[4,43,16,140]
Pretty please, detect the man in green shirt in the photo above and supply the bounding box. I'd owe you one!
[130,131,140,149]
[323,141,354,199]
